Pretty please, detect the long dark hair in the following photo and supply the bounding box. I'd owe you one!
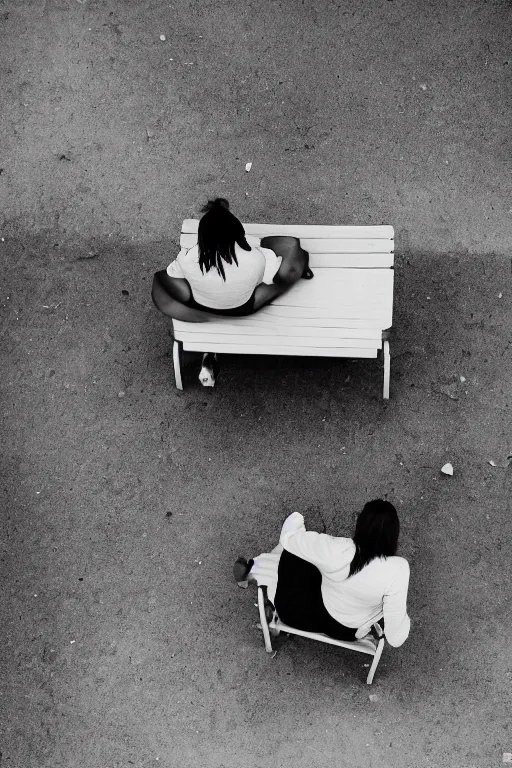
[197,198,251,280]
[349,499,400,576]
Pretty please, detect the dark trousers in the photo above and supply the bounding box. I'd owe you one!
[274,551,357,641]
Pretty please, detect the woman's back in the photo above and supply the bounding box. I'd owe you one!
[322,548,410,645]
[279,511,411,646]
[167,242,281,310]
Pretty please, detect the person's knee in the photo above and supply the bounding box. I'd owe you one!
[261,235,300,250]
[274,262,302,286]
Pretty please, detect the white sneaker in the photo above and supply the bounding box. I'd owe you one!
[199,353,219,387]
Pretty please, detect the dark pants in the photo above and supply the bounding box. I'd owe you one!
[186,291,256,316]
[274,551,357,641]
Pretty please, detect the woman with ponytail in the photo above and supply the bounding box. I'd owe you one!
[234,499,411,647]
[152,198,313,322]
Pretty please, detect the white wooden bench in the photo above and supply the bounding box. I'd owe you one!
[171,220,394,397]
[257,586,386,685]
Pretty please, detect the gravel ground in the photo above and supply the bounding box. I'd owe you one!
[1,1,511,767]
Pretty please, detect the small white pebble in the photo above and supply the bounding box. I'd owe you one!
[460,376,466,382]
[70,640,75,644]
[419,83,427,90]
[160,34,166,41]
[498,293,503,298]
[245,162,252,172]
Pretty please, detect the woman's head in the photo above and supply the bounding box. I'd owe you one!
[197,198,251,280]
[349,499,400,576]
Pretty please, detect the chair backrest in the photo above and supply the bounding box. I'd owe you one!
[257,586,386,684]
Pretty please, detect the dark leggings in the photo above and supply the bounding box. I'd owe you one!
[186,292,256,316]
[274,551,357,641]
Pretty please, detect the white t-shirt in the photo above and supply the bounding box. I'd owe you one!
[166,242,282,310]
[250,512,411,647]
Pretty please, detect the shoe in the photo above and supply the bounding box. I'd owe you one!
[233,557,254,588]
[199,353,219,387]
[301,265,314,279]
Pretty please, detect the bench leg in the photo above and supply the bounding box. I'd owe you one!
[173,340,183,390]
[383,339,390,400]
[366,637,385,684]
[257,586,273,653]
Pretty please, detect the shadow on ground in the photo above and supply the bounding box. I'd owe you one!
[1,233,511,767]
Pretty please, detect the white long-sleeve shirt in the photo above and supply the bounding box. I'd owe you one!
[251,512,410,647]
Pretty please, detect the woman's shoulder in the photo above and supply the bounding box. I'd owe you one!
[384,555,410,575]
[179,243,198,260]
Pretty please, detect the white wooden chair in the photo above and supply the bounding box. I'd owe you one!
[172,220,394,398]
[257,586,385,685]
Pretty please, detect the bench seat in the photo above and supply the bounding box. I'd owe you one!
[171,220,394,397]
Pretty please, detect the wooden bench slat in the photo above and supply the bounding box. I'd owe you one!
[179,332,381,348]
[181,219,394,240]
[174,315,388,329]
[179,232,393,254]
[259,304,391,317]
[181,341,378,358]
[181,336,381,349]
[173,323,382,339]
[292,268,394,285]
[309,254,393,268]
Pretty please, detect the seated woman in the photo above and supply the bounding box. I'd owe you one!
[234,499,410,647]
[151,198,313,384]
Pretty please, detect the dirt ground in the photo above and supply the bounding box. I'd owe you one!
[1,1,512,767]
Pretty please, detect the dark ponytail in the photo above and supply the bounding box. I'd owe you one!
[197,198,251,280]
[349,499,400,576]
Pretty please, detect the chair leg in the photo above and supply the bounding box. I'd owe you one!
[173,340,183,390]
[383,339,390,400]
[257,587,273,653]
[366,637,385,684]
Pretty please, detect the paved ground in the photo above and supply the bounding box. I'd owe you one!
[1,1,512,767]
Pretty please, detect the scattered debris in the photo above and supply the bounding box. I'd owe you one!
[165,511,173,518]
[369,694,379,702]
[498,293,503,299]
[58,154,71,161]
[441,463,454,476]
[419,83,427,90]
[488,460,497,467]
[245,162,252,172]
[121,289,129,296]
[118,391,125,398]
[77,252,99,260]
[434,384,459,400]
[459,376,466,383]
[159,34,166,41]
